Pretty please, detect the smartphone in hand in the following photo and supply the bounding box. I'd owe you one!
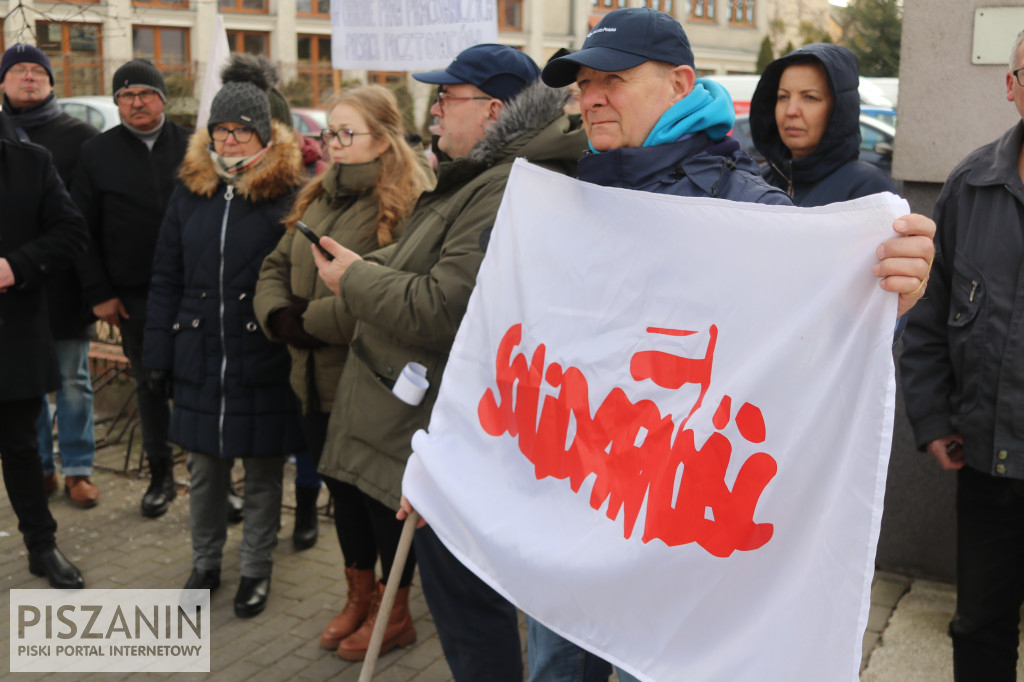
[295,221,334,261]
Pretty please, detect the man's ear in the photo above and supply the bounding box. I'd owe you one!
[1007,71,1016,103]
[487,99,505,122]
[671,65,697,103]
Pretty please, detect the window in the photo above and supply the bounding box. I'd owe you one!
[133,0,187,8]
[726,0,754,26]
[368,71,407,86]
[36,21,103,96]
[690,0,715,21]
[498,0,522,30]
[298,34,334,108]
[591,0,627,11]
[219,0,267,13]
[226,31,269,56]
[297,0,330,17]
[133,27,190,81]
[645,0,673,12]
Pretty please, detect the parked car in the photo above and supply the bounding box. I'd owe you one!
[291,107,327,138]
[861,105,897,129]
[707,74,896,115]
[729,113,896,179]
[58,96,120,131]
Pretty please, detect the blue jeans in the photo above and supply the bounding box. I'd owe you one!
[526,617,640,682]
[37,339,95,477]
[293,449,321,489]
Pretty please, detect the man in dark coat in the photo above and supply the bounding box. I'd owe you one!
[0,110,87,588]
[73,59,190,518]
[535,8,938,681]
[901,29,1024,681]
[0,43,101,508]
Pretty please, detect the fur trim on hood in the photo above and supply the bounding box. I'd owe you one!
[468,80,570,164]
[178,119,305,202]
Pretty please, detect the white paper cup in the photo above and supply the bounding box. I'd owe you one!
[393,367,429,405]
[405,362,427,378]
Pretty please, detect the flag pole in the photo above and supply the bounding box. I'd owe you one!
[358,511,419,681]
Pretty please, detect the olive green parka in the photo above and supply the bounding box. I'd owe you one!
[254,160,431,414]
[319,81,588,510]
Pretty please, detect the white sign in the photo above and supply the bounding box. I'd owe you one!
[405,160,908,682]
[11,589,210,672]
[330,0,498,71]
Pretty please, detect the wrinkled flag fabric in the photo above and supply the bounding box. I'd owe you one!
[405,159,908,682]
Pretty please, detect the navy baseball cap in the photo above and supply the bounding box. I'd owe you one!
[542,8,694,87]
[413,44,540,103]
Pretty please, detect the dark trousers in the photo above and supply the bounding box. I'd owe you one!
[119,294,172,464]
[305,411,414,585]
[952,466,1024,681]
[0,397,58,552]
[415,525,523,682]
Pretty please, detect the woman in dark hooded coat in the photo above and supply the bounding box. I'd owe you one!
[749,43,895,206]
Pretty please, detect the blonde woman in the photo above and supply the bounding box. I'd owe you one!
[255,85,432,660]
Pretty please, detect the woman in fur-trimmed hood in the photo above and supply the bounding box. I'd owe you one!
[142,74,305,619]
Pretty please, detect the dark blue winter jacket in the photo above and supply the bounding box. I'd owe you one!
[578,134,791,205]
[749,43,895,207]
[143,122,306,459]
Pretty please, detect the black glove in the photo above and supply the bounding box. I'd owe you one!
[268,302,325,350]
[147,370,172,401]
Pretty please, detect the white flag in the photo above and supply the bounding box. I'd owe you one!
[404,159,907,682]
[196,15,230,131]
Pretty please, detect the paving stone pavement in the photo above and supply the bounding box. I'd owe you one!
[0,437,532,680]
[0,430,912,680]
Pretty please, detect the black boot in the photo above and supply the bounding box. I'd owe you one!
[141,458,177,518]
[292,485,320,550]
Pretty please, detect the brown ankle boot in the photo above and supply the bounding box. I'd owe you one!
[319,567,376,649]
[335,583,416,661]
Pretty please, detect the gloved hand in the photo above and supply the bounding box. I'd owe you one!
[268,300,325,350]
[147,370,172,401]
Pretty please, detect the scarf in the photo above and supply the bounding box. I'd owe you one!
[586,78,735,154]
[3,92,62,132]
[642,78,736,147]
[209,144,272,182]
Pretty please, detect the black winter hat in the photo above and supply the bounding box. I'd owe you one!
[112,59,167,101]
[1,44,53,85]
[209,81,272,146]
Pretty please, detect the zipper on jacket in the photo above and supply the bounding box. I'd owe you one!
[969,280,979,302]
[218,184,234,457]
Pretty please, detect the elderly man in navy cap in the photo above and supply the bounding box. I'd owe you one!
[311,44,588,673]
[526,7,936,682]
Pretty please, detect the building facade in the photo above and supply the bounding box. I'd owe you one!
[0,0,823,120]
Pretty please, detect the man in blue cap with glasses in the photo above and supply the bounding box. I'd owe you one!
[312,43,588,673]
[527,7,936,681]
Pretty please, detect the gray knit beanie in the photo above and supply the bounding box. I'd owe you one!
[208,81,271,146]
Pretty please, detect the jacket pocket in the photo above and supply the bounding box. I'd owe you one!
[241,318,291,386]
[343,354,434,460]
[947,254,986,412]
[172,313,205,385]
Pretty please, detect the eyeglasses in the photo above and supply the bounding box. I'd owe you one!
[320,128,373,146]
[7,65,49,79]
[1014,68,1024,87]
[116,89,159,105]
[211,125,256,143]
[434,89,492,113]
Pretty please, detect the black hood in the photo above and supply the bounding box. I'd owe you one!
[749,43,861,192]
